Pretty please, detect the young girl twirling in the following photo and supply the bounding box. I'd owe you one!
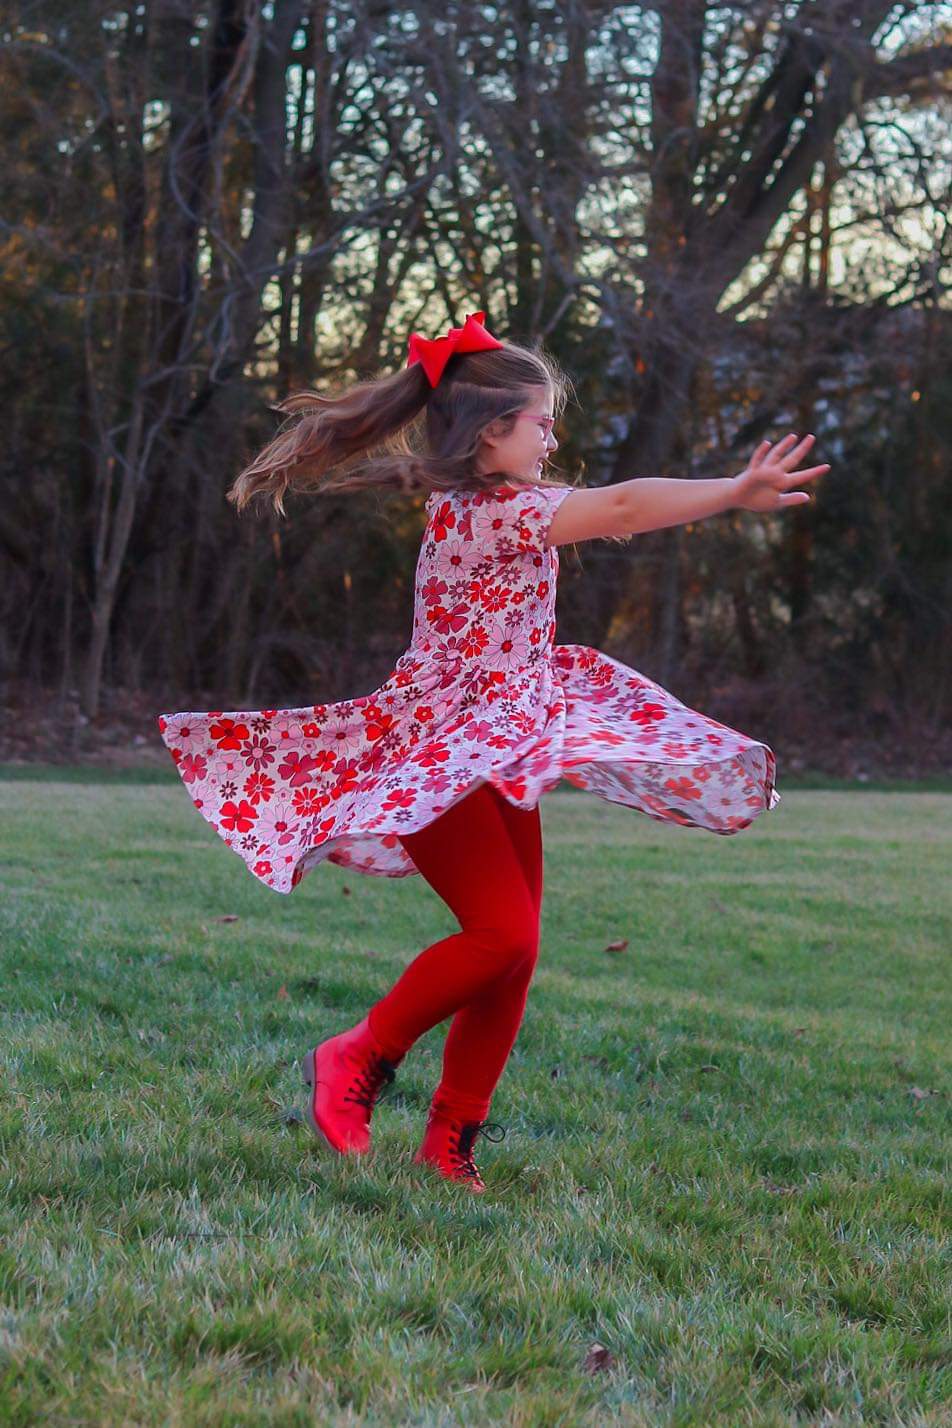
[157,310,828,1192]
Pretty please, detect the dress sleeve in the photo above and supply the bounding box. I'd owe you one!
[471,483,575,559]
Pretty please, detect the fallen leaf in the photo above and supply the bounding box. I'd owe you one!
[793,1027,807,1037]
[212,914,239,924]
[583,1342,616,1374]
[341,886,351,896]
[604,939,629,953]
[699,1064,720,1073]
[909,1086,939,1101]
[277,984,289,1000]
[550,1066,562,1080]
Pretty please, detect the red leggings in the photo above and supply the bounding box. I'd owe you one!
[367,781,543,1122]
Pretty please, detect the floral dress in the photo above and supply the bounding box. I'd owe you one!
[157,482,780,893]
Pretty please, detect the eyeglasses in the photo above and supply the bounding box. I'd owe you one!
[514,413,556,437]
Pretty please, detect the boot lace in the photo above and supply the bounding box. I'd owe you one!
[343,1055,399,1114]
[450,1119,507,1181]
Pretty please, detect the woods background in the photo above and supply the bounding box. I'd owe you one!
[2,0,950,773]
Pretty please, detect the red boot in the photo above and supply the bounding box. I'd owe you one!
[301,1015,401,1154]
[413,1109,507,1192]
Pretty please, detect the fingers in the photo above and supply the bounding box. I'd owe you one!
[774,433,814,467]
[762,434,831,487]
[762,433,822,468]
[789,464,830,480]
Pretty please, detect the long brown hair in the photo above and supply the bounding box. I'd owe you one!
[227,336,576,517]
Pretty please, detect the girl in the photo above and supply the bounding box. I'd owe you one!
[157,310,828,1192]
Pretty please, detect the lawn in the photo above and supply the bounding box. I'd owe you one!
[1,773,949,1425]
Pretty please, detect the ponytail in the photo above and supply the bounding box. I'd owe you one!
[227,338,573,517]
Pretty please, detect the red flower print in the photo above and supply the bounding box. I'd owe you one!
[382,787,416,812]
[332,758,361,794]
[631,702,666,726]
[478,669,507,698]
[210,718,250,749]
[364,709,397,742]
[243,771,275,804]
[479,581,510,613]
[459,623,490,659]
[180,752,207,783]
[421,575,448,604]
[292,787,323,817]
[431,502,456,540]
[464,718,494,745]
[240,733,276,770]
[277,750,324,786]
[220,799,258,833]
[414,740,451,768]
[594,729,626,747]
[664,776,702,801]
[432,601,469,635]
[311,815,337,845]
[423,768,453,793]
[253,860,273,877]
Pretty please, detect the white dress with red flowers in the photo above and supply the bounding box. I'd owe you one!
[157,483,780,894]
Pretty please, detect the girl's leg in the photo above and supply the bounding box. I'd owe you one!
[431,791,544,1121]
[366,782,538,1064]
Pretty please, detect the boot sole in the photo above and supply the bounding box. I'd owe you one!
[300,1049,369,1156]
[412,1153,486,1192]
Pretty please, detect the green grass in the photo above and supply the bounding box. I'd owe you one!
[1,773,949,1425]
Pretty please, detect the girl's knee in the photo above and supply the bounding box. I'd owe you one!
[467,921,538,973]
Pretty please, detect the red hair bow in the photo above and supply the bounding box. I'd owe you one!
[406,310,504,388]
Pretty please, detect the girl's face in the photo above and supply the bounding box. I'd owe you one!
[477,387,560,482]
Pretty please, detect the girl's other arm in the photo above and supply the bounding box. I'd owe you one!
[545,434,829,547]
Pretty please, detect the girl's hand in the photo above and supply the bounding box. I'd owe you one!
[730,433,830,513]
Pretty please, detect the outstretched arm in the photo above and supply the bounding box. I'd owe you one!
[545,434,830,547]
[614,433,829,534]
